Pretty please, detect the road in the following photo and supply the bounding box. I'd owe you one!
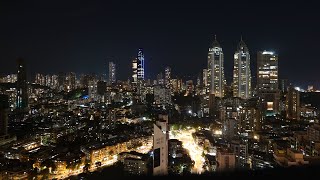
[170,128,205,174]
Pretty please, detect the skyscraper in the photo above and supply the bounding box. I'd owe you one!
[16,58,28,110]
[0,94,9,136]
[108,62,116,85]
[257,51,279,92]
[164,66,171,89]
[257,51,280,114]
[132,48,145,92]
[207,35,226,97]
[233,37,251,99]
[286,85,300,120]
[137,48,145,80]
[132,58,138,90]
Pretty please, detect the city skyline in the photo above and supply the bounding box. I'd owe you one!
[1,1,320,178]
[0,1,319,88]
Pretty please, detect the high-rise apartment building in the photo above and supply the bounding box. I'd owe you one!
[153,114,169,175]
[108,61,116,85]
[153,85,171,105]
[164,66,171,89]
[233,38,251,99]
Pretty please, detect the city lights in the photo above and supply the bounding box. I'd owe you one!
[0,2,317,178]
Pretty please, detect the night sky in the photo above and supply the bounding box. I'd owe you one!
[0,0,319,87]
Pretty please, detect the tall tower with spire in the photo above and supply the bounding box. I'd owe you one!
[233,37,252,99]
[207,35,226,97]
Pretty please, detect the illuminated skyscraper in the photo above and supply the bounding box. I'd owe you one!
[132,58,138,90]
[16,58,28,110]
[132,48,144,92]
[108,61,116,85]
[207,35,226,97]
[233,37,251,99]
[164,66,171,89]
[257,51,280,114]
[257,51,278,91]
[137,48,145,80]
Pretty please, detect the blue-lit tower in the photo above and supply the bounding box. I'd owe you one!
[137,48,145,80]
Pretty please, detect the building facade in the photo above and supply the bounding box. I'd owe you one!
[207,36,226,97]
[153,115,169,175]
[108,61,116,85]
[16,58,28,110]
[286,86,300,120]
[233,38,251,99]
[257,51,280,114]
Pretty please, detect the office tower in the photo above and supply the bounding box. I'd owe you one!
[153,114,169,175]
[132,48,145,92]
[137,48,145,80]
[286,86,300,120]
[257,51,280,114]
[108,62,116,85]
[233,37,251,99]
[0,94,9,136]
[16,58,28,110]
[207,35,226,97]
[164,66,171,89]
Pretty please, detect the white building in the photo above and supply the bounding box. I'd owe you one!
[153,114,169,175]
